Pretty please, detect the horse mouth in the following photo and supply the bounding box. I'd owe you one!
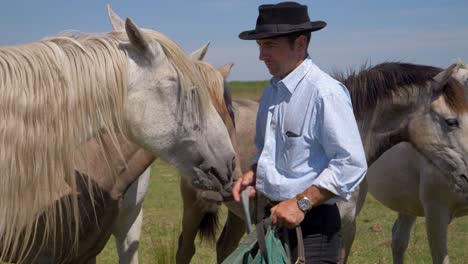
[191,167,233,200]
[197,190,223,203]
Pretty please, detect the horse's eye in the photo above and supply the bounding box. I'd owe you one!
[445,118,459,128]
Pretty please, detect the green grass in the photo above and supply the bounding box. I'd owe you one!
[96,82,468,263]
[228,80,268,101]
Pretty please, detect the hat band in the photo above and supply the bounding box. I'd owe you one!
[255,21,311,34]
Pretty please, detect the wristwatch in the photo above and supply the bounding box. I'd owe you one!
[296,194,313,213]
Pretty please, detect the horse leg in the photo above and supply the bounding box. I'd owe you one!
[391,213,416,264]
[338,178,368,263]
[176,179,205,264]
[112,168,151,264]
[113,205,143,264]
[424,203,450,264]
[216,211,246,263]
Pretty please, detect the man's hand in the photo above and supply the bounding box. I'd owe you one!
[271,198,305,229]
[232,169,257,202]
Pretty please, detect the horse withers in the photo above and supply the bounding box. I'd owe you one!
[0,6,235,263]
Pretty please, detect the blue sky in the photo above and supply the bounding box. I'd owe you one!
[0,0,466,81]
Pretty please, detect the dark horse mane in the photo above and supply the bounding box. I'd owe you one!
[333,62,466,119]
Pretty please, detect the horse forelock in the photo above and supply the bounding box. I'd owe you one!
[0,32,129,261]
[444,77,468,114]
[335,62,467,118]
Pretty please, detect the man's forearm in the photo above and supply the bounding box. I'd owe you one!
[300,185,336,207]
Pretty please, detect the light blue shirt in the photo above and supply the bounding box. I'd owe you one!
[253,57,367,203]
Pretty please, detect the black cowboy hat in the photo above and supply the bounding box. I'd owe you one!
[239,2,326,40]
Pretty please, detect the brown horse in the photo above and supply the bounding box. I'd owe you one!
[176,97,259,263]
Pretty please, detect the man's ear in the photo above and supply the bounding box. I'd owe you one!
[295,35,307,53]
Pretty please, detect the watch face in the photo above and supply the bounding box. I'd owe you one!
[298,198,312,211]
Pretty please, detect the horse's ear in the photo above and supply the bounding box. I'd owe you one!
[125,18,152,58]
[432,63,460,91]
[107,4,125,31]
[218,63,234,80]
[190,42,210,61]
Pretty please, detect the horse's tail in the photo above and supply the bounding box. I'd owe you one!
[198,211,219,243]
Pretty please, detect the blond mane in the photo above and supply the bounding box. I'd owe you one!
[194,60,226,114]
[0,28,207,262]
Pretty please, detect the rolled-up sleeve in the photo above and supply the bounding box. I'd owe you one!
[312,86,367,201]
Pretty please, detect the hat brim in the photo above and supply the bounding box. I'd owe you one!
[239,21,326,40]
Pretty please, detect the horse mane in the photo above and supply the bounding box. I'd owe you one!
[194,60,235,126]
[0,32,130,261]
[223,81,236,127]
[333,62,467,118]
[0,28,208,261]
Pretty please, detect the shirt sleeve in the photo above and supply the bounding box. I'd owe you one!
[311,84,368,201]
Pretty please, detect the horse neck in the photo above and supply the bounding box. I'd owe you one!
[357,113,406,166]
[75,134,155,193]
[355,87,430,166]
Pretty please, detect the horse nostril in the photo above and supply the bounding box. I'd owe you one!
[460,174,468,183]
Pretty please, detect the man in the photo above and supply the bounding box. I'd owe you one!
[232,2,367,263]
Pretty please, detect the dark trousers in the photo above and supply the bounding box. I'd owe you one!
[265,203,342,264]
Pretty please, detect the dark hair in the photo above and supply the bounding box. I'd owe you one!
[285,31,311,49]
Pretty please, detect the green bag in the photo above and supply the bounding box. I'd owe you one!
[221,218,289,264]
[222,188,305,264]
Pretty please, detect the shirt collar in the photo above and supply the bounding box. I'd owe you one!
[270,56,313,94]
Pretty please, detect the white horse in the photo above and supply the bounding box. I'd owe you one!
[365,63,468,264]
[0,6,235,263]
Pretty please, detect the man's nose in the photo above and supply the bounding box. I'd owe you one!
[259,48,268,61]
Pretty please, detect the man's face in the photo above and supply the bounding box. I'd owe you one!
[256,36,305,79]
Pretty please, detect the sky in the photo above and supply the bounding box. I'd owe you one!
[0,0,466,81]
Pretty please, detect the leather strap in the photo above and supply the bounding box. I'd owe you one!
[241,187,253,234]
[281,228,292,262]
[256,219,269,264]
[295,226,306,264]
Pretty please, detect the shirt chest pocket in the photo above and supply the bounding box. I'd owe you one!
[278,135,308,174]
[278,118,308,173]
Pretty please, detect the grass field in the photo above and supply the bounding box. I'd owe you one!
[96,81,468,263]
